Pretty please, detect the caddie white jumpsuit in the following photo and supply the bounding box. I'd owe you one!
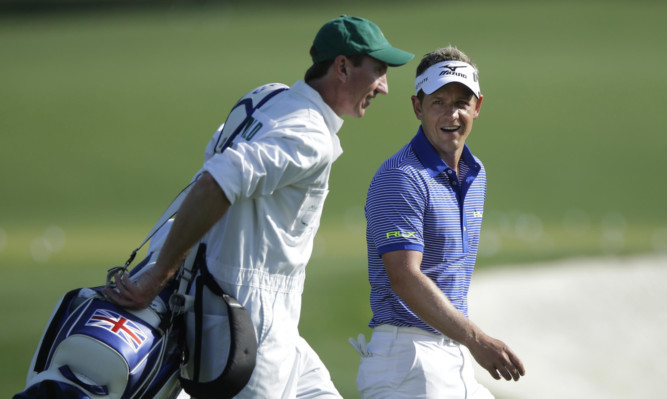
[181,80,344,398]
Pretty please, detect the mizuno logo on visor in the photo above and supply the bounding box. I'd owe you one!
[414,60,481,98]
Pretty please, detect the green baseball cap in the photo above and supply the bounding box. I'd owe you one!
[311,15,414,67]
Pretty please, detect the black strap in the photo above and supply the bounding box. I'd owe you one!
[180,244,257,399]
[191,271,205,382]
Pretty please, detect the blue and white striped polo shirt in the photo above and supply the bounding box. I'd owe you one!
[365,127,487,333]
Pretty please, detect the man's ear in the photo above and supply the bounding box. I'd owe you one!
[333,55,348,81]
[411,95,423,121]
[473,94,483,119]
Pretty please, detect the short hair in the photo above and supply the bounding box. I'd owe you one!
[415,46,479,100]
[304,50,367,82]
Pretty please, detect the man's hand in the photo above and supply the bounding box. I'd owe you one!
[103,268,163,310]
[382,249,526,382]
[467,332,525,381]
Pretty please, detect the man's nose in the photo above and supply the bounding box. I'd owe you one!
[376,75,389,95]
[443,104,458,119]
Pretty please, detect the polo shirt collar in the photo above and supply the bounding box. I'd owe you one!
[410,126,479,178]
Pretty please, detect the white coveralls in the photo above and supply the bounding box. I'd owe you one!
[179,80,344,398]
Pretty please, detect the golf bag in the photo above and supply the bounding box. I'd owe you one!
[14,253,182,399]
[14,236,258,399]
[14,82,290,399]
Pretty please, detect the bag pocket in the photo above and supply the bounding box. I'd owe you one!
[183,295,231,383]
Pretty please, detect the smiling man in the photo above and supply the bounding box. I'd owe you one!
[351,46,525,398]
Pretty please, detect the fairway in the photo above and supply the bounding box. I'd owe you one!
[1,1,666,397]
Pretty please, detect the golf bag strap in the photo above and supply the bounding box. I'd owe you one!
[180,243,257,399]
[143,181,195,248]
[106,179,197,280]
[214,86,288,154]
[118,85,288,272]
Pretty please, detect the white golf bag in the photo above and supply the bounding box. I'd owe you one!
[14,256,181,399]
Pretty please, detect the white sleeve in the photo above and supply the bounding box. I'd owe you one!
[203,123,225,162]
[202,115,331,204]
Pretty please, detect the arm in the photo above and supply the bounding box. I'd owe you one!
[383,249,525,381]
[104,172,230,309]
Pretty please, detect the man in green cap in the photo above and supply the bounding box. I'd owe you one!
[306,14,414,118]
[105,15,412,398]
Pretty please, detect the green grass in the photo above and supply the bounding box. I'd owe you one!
[2,1,667,397]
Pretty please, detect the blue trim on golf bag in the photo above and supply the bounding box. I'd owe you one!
[13,379,92,399]
[14,254,182,399]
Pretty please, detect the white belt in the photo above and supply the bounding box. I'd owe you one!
[373,324,457,345]
[349,325,458,358]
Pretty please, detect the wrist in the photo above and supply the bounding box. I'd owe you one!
[461,323,483,347]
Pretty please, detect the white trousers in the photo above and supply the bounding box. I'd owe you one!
[176,335,339,399]
[355,325,494,399]
[178,272,341,399]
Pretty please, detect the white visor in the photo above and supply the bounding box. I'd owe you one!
[414,61,481,98]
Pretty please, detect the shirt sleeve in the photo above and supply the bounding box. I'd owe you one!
[366,167,426,257]
[202,111,331,204]
[203,123,225,162]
